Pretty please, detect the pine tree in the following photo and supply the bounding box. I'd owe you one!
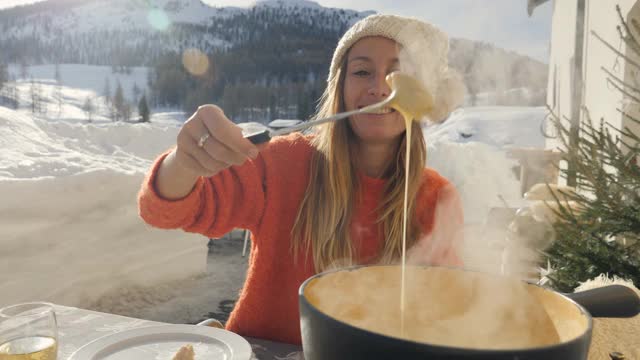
[138,94,150,123]
[268,93,277,121]
[10,77,20,109]
[36,81,47,115]
[19,61,28,79]
[82,96,94,123]
[0,63,7,92]
[146,68,153,88]
[54,63,61,83]
[544,5,640,292]
[54,63,63,116]
[29,78,37,114]
[122,102,132,122]
[132,82,141,104]
[113,81,124,122]
[103,77,112,106]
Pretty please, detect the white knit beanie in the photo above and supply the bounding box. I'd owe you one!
[328,14,465,122]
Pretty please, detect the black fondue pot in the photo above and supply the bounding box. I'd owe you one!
[299,265,640,360]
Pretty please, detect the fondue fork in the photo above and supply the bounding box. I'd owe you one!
[243,72,434,144]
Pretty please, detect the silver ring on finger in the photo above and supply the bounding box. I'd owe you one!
[198,132,210,148]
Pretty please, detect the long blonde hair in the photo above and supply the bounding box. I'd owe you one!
[291,58,427,273]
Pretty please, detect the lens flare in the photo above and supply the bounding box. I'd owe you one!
[147,9,170,31]
[182,49,210,76]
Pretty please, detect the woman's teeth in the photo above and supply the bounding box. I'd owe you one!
[369,107,394,115]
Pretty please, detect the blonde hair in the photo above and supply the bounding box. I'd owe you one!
[291,58,427,273]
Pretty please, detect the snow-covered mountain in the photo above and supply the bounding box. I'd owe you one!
[0,0,373,65]
[6,0,222,35]
[1,0,368,33]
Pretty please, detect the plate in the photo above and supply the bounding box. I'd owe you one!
[68,324,253,360]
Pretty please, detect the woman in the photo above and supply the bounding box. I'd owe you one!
[138,14,465,345]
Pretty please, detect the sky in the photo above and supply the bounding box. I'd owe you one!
[0,0,553,63]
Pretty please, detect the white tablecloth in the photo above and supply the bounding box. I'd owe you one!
[51,304,303,360]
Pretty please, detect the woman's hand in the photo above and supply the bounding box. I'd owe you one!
[154,105,260,200]
[175,104,259,178]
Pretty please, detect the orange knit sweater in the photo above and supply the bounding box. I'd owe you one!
[138,133,463,345]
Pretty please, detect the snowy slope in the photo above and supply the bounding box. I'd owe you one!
[0,104,208,308]
[0,63,203,307]
[0,107,178,180]
[6,64,155,122]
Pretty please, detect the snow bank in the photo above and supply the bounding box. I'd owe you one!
[425,106,544,223]
[0,106,207,307]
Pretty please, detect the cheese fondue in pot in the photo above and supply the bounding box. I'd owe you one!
[303,266,583,350]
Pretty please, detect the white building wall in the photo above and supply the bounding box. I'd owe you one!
[623,2,640,151]
[545,0,639,175]
[581,1,636,133]
[545,0,579,152]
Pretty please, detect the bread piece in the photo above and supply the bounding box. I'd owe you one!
[172,344,195,360]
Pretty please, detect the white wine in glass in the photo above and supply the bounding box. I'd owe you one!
[0,302,58,360]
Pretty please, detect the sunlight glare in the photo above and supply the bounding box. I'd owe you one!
[182,49,210,76]
[147,9,171,31]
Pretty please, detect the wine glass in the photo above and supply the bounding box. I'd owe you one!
[0,302,58,360]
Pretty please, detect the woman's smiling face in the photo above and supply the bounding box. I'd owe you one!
[343,36,406,145]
